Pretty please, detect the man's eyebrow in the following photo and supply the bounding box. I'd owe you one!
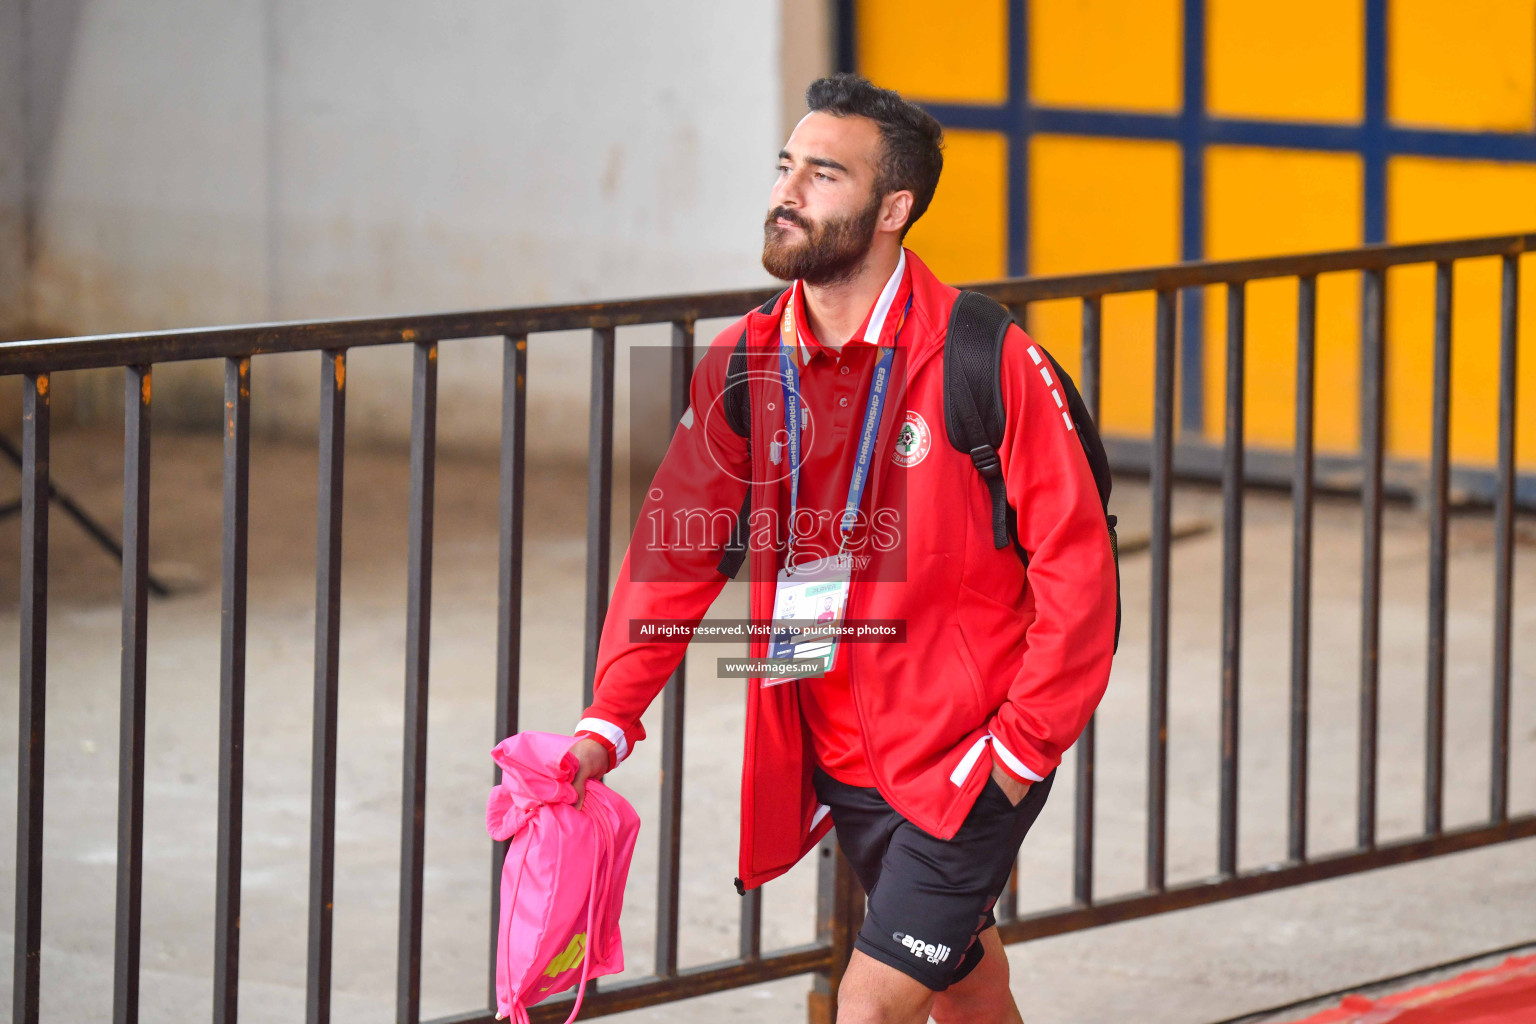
[777,150,851,174]
[806,156,849,173]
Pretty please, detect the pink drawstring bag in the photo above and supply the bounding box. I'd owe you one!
[486,732,640,1023]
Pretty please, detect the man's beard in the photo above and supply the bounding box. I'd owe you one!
[761,193,882,286]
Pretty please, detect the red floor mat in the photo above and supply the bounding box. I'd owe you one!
[1282,955,1536,1023]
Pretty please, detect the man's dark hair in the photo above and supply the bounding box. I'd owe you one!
[805,73,944,238]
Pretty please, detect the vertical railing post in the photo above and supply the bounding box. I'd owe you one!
[490,335,528,1006]
[13,372,50,1024]
[808,837,863,1024]
[1425,263,1452,835]
[1289,276,1317,864]
[114,365,153,1024]
[1148,289,1177,891]
[584,327,616,708]
[1358,269,1385,850]
[1490,253,1519,823]
[307,349,347,1024]
[398,341,438,1024]
[215,357,252,1024]
[657,320,693,978]
[739,887,763,963]
[572,324,615,1000]
[1218,286,1244,878]
[1075,294,1103,906]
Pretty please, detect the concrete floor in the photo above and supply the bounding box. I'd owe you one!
[0,426,1531,1023]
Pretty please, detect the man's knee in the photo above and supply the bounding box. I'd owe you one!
[931,965,1009,1023]
[836,949,935,1024]
[930,929,1020,1024]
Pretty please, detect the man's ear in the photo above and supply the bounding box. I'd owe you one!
[880,190,915,235]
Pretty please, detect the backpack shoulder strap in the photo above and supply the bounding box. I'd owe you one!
[942,290,1014,551]
[722,289,785,439]
[942,291,1123,651]
[717,289,786,579]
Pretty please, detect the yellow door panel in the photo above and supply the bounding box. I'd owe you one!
[1207,0,1363,123]
[856,0,1008,103]
[1028,135,1182,435]
[907,130,1009,285]
[1390,0,1536,132]
[1388,157,1536,468]
[1030,0,1182,113]
[1204,146,1364,453]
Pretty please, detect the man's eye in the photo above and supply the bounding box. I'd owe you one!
[814,172,832,182]
[776,165,790,175]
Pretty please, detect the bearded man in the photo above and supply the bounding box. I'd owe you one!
[567,73,1117,1024]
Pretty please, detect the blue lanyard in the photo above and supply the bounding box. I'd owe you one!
[779,293,911,558]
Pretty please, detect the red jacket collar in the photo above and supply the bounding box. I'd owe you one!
[790,250,911,360]
[752,248,957,364]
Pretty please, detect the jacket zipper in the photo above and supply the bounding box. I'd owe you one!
[846,337,944,793]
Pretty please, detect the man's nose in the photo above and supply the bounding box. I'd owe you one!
[773,171,803,208]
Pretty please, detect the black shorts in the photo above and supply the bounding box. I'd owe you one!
[812,765,1055,992]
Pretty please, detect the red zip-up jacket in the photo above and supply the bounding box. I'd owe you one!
[576,249,1117,890]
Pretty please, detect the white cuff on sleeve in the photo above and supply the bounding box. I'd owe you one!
[987,733,1045,783]
[575,717,629,763]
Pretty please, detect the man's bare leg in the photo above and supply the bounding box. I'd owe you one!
[835,927,1021,1024]
[835,949,935,1024]
[931,927,1023,1024]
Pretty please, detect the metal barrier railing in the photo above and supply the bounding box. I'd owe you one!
[4,233,1533,1024]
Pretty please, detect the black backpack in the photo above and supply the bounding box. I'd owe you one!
[716,289,1120,651]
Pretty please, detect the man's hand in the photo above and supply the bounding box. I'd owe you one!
[569,737,611,811]
[990,760,1031,807]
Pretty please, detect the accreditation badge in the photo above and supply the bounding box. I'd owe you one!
[764,552,853,684]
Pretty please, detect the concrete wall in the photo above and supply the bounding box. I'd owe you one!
[779,0,834,142]
[9,0,833,457]
[0,0,27,336]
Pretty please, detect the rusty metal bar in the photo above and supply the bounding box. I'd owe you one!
[1491,253,1518,823]
[8,235,1536,376]
[1425,263,1452,836]
[1075,294,1103,905]
[215,357,252,1024]
[739,888,763,963]
[114,366,152,1024]
[398,341,439,1024]
[307,350,346,1024]
[656,320,693,978]
[489,335,527,1006]
[584,327,616,707]
[1148,289,1176,892]
[13,374,49,1024]
[1101,435,1536,510]
[1218,285,1244,878]
[995,812,1536,947]
[1358,269,1385,850]
[1289,277,1317,864]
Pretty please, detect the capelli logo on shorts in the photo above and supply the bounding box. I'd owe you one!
[893,931,950,965]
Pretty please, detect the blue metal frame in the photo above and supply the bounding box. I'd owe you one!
[836,0,1536,435]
